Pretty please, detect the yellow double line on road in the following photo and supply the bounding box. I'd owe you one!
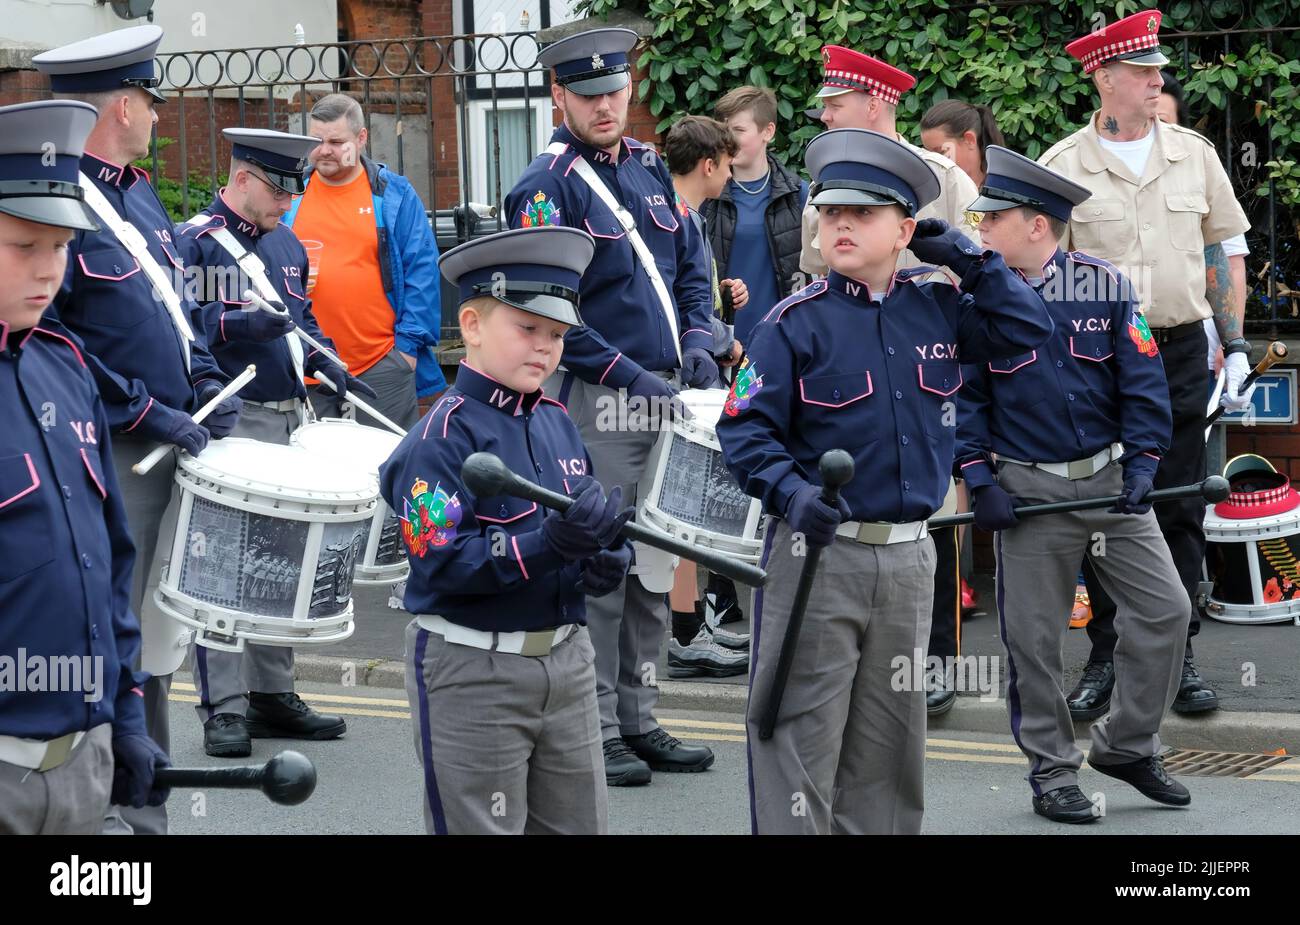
[168,684,1300,781]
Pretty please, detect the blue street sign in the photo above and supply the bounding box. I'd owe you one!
[1219,369,1296,425]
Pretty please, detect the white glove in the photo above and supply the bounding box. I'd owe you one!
[1220,351,1256,413]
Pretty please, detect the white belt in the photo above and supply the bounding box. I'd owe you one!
[416,614,576,657]
[998,442,1124,481]
[247,397,304,412]
[0,730,86,771]
[835,519,929,545]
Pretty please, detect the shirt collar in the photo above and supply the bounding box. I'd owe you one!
[455,361,547,416]
[81,151,140,190]
[212,189,263,243]
[553,122,631,167]
[1012,248,1064,286]
[827,270,894,303]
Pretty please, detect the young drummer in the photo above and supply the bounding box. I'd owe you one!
[717,128,1052,835]
[379,225,633,835]
[0,100,169,833]
[955,147,1191,823]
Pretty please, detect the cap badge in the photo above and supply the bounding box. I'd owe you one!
[591,53,605,69]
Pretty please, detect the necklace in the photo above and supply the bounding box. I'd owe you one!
[733,171,770,195]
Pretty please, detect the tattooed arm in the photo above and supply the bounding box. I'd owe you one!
[1206,243,1244,343]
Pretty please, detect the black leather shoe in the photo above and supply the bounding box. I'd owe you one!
[1032,784,1099,824]
[1087,754,1191,806]
[246,692,346,740]
[1067,660,1115,721]
[927,684,956,717]
[624,727,715,772]
[203,712,251,758]
[602,737,651,786]
[1172,656,1219,714]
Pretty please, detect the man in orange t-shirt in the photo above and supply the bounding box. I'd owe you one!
[285,94,444,429]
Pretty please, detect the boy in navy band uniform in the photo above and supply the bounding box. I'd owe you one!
[718,128,1051,834]
[0,100,169,834]
[380,226,632,834]
[956,146,1190,823]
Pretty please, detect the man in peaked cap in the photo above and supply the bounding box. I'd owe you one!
[1040,9,1251,728]
[0,100,171,834]
[717,128,1050,834]
[175,128,366,758]
[505,27,719,786]
[35,24,243,835]
[799,45,981,280]
[380,225,632,834]
[955,146,1192,822]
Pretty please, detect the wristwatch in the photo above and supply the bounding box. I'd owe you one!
[1223,337,1251,356]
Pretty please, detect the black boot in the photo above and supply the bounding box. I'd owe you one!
[624,728,714,772]
[602,737,651,786]
[1172,655,1219,714]
[246,692,346,740]
[1066,660,1115,721]
[203,712,251,758]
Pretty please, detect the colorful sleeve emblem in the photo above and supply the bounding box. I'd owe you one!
[724,359,763,417]
[674,191,689,218]
[401,478,461,557]
[1128,309,1159,357]
[521,190,559,228]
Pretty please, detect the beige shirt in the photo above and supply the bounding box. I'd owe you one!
[799,135,980,279]
[1039,113,1250,329]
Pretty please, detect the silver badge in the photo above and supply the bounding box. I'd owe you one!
[591,53,605,69]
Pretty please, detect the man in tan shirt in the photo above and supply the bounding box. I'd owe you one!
[1040,10,1251,723]
[798,45,980,279]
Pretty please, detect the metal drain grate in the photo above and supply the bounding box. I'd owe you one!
[1160,748,1291,778]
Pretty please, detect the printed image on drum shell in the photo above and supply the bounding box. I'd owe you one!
[310,522,368,617]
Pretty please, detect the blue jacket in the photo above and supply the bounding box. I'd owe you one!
[47,153,228,440]
[955,249,1171,488]
[175,193,340,402]
[284,155,446,396]
[717,259,1053,523]
[504,123,715,386]
[378,363,597,632]
[0,321,147,739]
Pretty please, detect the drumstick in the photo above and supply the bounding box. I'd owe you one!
[1205,368,1226,442]
[1205,341,1288,427]
[928,476,1230,529]
[314,373,408,437]
[155,750,316,806]
[461,451,768,587]
[244,289,349,371]
[132,364,257,476]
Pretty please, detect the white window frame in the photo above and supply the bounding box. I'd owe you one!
[465,96,553,206]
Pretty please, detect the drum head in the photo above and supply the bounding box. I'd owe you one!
[293,418,403,474]
[180,437,376,504]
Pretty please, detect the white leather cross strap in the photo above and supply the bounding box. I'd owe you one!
[546,141,682,364]
[79,173,193,365]
[196,222,307,378]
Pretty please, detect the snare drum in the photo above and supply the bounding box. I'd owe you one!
[1204,455,1300,626]
[155,438,378,652]
[636,389,763,588]
[292,418,407,584]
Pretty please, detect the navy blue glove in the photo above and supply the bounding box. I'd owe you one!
[909,218,983,277]
[972,484,1020,532]
[681,346,721,389]
[784,483,852,548]
[196,382,242,439]
[219,307,294,343]
[577,541,633,596]
[146,402,210,456]
[542,476,634,561]
[111,733,171,809]
[314,362,379,401]
[1112,472,1154,515]
[626,368,677,403]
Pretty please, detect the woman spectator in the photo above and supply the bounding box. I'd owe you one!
[919,100,1005,188]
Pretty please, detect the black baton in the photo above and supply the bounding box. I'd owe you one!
[757,449,855,741]
[155,750,317,805]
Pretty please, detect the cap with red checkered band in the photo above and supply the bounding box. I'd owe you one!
[1066,9,1170,75]
[817,46,916,105]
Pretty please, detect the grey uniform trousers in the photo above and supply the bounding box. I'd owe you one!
[994,461,1189,797]
[104,431,176,836]
[748,520,934,835]
[404,620,607,835]
[0,724,114,835]
[548,371,668,739]
[190,403,301,719]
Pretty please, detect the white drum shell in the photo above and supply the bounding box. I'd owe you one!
[1204,505,1300,626]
